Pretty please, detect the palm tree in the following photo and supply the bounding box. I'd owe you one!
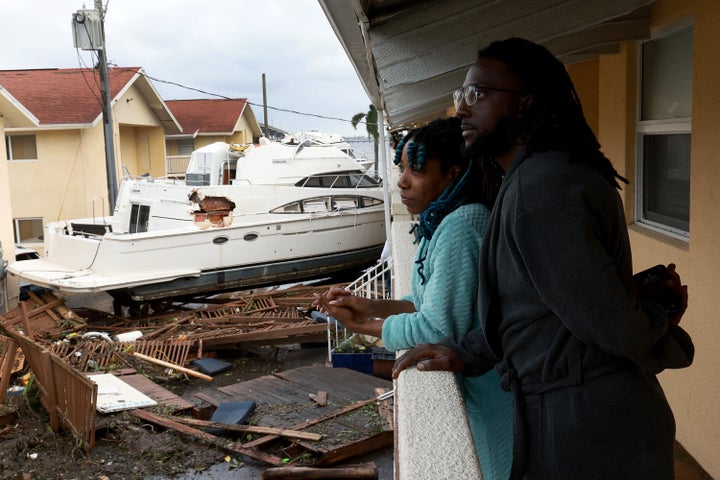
[351,104,379,175]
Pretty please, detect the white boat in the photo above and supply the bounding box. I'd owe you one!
[8,139,386,310]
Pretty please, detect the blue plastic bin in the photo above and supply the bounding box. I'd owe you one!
[331,352,373,375]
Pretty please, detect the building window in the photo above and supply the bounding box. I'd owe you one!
[177,138,195,156]
[13,218,44,244]
[6,134,38,161]
[636,24,693,238]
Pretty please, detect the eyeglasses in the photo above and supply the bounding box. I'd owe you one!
[452,84,526,109]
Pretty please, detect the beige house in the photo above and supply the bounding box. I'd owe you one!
[164,98,262,177]
[322,0,720,477]
[0,66,181,308]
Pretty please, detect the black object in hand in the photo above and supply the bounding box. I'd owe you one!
[633,264,683,314]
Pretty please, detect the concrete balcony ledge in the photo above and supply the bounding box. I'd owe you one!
[390,218,482,479]
[395,364,483,479]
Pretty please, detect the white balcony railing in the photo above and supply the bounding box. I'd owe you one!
[325,259,393,361]
[165,155,191,177]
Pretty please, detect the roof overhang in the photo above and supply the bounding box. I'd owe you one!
[237,103,263,138]
[121,69,183,135]
[0,87,39,128]
[319,0,654,130]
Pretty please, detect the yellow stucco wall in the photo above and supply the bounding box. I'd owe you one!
[659,1,720,476]
[570,0,720,475]
[115,85,168,178]
[7,83,173,240]
[0,118,20,310]
[566,58,599,135]
[119,125,167,178]
[8,127,109,224]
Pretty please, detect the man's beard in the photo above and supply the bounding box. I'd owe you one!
[463,116,518,160]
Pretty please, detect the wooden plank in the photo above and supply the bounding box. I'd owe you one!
[169,416,323,441]
[243,397,380,449]
[20,302,34,339]
[275,365,392,400]
[142,316,191,340]
[234,332,328,349]
[309,432,393,466]
[131,409,285,465]
[0,338,18,404]
[117,373,194,412]
[262,462,378,479]
[131,352,213,382]
[198,324,327,346]
[29,291,62,323]
[375,388,393,431]
[309,390,327,407]
[219,375,318,406]
[194,392,221,408]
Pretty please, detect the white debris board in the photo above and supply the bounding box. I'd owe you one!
[87,373,158,413]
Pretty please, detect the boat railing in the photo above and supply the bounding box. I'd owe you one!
[325,258,393,363]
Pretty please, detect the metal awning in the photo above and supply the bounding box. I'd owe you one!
[319,0,653,130]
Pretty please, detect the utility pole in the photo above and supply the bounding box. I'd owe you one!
[262,73,269,139]
[72,2,118,212]
[95,0,118,212]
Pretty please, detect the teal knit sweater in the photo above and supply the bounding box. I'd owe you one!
[382,203,514,480]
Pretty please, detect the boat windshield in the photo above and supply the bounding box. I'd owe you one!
[295,171,381,188]
[270,195,383,214]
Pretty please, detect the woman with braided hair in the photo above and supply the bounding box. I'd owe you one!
[314,116,514,480]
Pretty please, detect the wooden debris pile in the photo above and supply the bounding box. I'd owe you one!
[0,281,397,474]
[1,284,340,391]
[136,364,393,477]
[138,287,331,350]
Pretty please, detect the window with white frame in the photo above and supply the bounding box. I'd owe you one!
[5,134,38,161]
[636,24,693,237]
[13,218,44,244]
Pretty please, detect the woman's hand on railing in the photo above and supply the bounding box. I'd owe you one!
[313,288,383,337]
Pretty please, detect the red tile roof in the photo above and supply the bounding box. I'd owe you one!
[0,67,140,125]
[164,98,248,135]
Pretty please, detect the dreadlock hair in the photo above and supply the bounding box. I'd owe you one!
[477,37,628,189]
[394,117,486,284]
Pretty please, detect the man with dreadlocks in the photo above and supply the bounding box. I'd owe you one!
[314,116,513,480]
[393,38,694,479]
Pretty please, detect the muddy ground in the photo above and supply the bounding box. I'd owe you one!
[0,292,393,480]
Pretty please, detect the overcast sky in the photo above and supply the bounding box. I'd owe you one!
[0,0,375,138]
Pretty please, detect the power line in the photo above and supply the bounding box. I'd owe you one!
[130,69,379,128]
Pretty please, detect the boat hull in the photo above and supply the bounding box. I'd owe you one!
[110,243,383,303]
[9,209,385,293]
